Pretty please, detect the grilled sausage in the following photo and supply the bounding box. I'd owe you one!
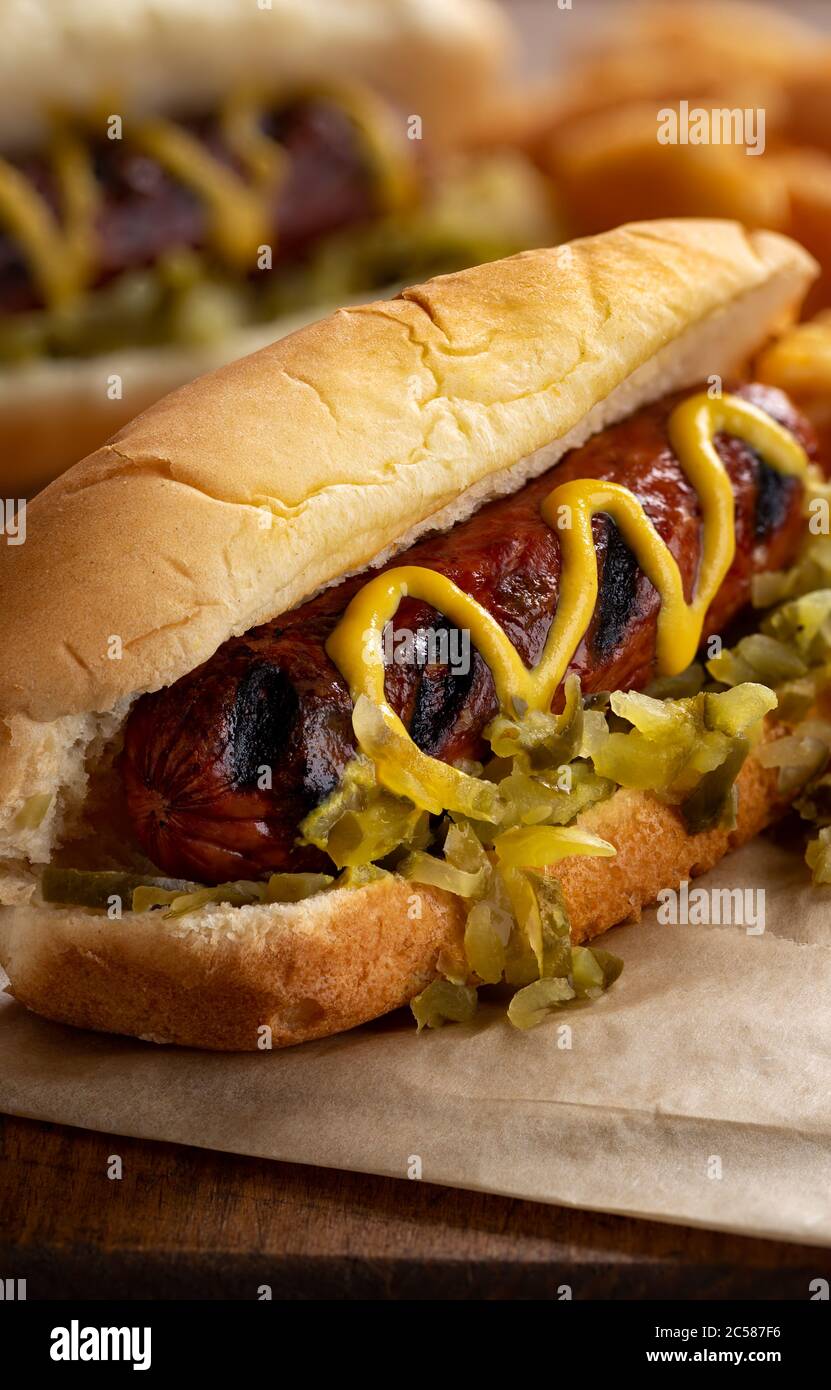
[0,97,380,315]
[120,383,816,882]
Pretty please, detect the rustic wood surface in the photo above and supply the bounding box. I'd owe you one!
[1,1113,829,1300]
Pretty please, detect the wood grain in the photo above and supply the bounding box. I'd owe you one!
[1,1115,829,1299]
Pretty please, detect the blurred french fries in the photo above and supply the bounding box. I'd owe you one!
[781,56,831,156]
[757,312,831,397]
[608,1,819,79]
[770,152,831,315]
[548,102,789,235]
[757,312,831,460]
[510,1,831,315]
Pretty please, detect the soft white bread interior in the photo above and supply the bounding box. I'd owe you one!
[0,0,512,150]
[0,220,817,1048]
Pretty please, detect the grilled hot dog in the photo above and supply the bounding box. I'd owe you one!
[120,382,815,882]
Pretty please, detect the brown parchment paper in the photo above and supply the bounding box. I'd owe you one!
[2,831,831,1245]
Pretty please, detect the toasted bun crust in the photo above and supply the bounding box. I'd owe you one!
[0,0,511,150]
[0,743,784,1049]
[0,222,815,727]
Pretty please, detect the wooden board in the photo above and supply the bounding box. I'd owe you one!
[1,1114,829,1300]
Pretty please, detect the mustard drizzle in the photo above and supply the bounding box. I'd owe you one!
[0,86,409,308]
[326,393,809,814]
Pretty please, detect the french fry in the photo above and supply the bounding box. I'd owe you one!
[547,102,788,238]
[772,151,831,314]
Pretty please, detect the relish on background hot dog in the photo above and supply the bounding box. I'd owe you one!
[2,220,831,1050]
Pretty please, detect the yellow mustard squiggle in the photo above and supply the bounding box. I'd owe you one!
[326,393,809,814]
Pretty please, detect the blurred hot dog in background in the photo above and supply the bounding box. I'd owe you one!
[0,0,558,496]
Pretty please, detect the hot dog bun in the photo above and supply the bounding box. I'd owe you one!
[0,220,817,1048]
